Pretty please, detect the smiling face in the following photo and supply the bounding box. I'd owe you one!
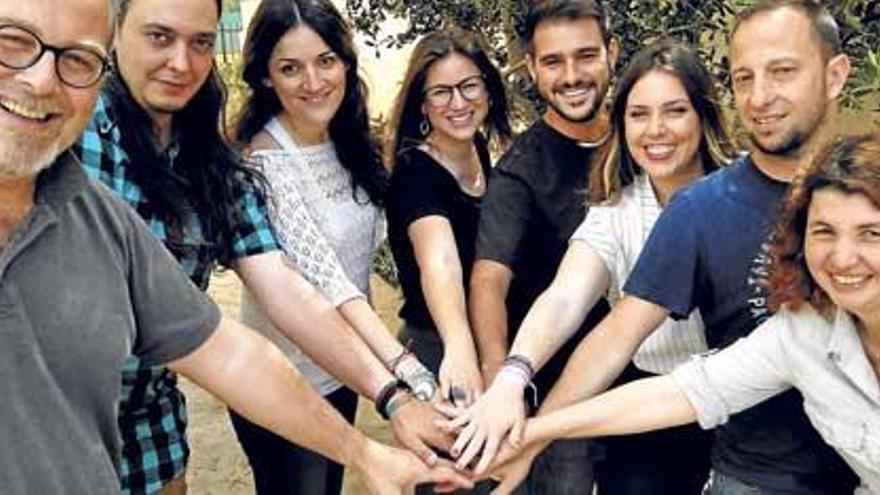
[267,24,346,143]
[421,52,488,146]
[730,7,840,159]
[0,0,110,178]
[114,0,218,124]
[805,188,880,324]
[527,17,614,125]
[624,69,703,185]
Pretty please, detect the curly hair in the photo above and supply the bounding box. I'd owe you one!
[768,133,880,312]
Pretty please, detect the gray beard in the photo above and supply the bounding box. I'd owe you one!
[0,130,61,179]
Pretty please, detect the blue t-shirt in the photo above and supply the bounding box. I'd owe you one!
[625,156,857,493]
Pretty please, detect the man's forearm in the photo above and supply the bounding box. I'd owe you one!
[469,270,510,376]
[171,317,372,467]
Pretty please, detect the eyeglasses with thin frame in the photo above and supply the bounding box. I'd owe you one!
[0,24,109,89]
[423,74,486,108]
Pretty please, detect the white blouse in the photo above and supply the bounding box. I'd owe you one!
[571,173,708,374]
[673,306,880,494]
[239,117,384,395]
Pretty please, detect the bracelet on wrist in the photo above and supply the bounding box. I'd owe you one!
[387,340,414,372]
[375,380,411,420]
[384,391,414,419]
[502,354,536,380]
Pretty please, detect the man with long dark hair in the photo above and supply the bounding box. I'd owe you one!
[75,0,453,493]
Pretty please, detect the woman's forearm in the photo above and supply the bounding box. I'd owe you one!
[525,375,698,444]
[338,297,406,365]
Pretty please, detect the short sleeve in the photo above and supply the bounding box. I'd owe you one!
[475,166,533,266]
[671,313,792,429]
[254,154,363,306]
[387,151,457,230]
[123,205,221,365]
[229,172,281,259]
[571,206,622,293]
[623,194,701,318]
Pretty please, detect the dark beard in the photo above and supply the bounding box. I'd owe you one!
[749,128,808,157]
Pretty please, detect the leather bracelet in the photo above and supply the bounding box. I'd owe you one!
[375,379,410,420]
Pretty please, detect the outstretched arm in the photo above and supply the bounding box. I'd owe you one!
[410,216,483,406]
[235,252,393,399]
[469,259,513,384]
[169,316,473,493]
[442,242,610,472]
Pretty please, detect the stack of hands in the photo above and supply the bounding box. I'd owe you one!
[382,354,541,494]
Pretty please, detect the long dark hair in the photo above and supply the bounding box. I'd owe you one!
[587,39,735,204]
[109,0,266,266]
[235,0,386,204]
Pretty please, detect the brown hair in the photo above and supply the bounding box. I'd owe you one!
[731,0,841,61]
[768,133,880,312]
[384,28,512,169]
[586,39,734,205]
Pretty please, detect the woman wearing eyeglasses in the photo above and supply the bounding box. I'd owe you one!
[385,28,512,421]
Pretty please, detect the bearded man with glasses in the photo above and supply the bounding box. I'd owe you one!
[0,0,473,493]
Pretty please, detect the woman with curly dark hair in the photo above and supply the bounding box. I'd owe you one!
[486,133,880,493]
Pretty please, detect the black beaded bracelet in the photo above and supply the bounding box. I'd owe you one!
[375,380,410,420]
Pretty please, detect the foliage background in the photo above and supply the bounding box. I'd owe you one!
[344,0,880,121]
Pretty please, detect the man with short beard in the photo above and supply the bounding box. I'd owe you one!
[466,0,615,491]
[490,1,860,493]
[74,0,452,493]
[0,0,472,494]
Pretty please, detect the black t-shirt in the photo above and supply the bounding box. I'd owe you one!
[386,142,492,329]
[475,119,610,402]
[625,156,858,493]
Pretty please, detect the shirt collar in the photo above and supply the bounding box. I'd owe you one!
[35,150,89,208]
[829,308,880,406]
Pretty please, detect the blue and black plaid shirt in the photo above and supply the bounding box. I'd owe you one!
[75,95,279,494]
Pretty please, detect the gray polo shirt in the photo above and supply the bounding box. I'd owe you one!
[673,306,880,493]
[0,152,220,494]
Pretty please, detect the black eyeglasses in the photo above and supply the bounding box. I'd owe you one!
[423,74,486,108]
[0,24,109,88]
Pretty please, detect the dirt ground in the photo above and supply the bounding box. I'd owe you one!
[187,270,403,494]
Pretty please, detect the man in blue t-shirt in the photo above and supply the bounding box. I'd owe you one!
[494,1,860,494]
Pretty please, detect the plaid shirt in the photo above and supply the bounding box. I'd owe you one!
[74,94,279,494]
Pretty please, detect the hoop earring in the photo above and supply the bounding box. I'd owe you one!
[420,118,431,136]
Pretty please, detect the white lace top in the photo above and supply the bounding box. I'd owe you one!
[239,117,384,395]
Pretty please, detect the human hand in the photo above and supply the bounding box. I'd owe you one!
[356,439,474,494]
[485,442,541,495]
[435,370,526,473]
[390,394,456,465]
[438,342,483,407]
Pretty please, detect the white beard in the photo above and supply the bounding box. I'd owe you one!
[0,127,62,179]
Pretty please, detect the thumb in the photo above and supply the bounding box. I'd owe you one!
[409,435,438,467]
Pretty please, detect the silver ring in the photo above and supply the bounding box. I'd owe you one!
[449,386,467,402]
